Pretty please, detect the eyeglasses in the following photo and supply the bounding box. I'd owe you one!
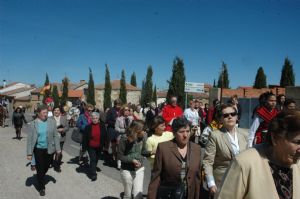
[222,112,237,118]
[88,109,93,112]
[124,109,129,111]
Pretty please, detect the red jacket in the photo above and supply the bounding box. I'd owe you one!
[162,104,183,131]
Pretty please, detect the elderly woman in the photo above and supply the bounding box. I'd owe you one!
[52,106,69,172]
[26,105,61,196]
[146,116,174,165]
[118,120,149,199]
[216,110,300,199]
[82,112,107,181]
[202,103,248,195]
[147,117,202,199]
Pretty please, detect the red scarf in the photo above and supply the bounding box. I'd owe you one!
[254,106,278,144]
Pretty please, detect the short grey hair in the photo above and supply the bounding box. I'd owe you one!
[90,112,100,118]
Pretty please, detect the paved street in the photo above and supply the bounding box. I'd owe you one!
[0,113,151,199]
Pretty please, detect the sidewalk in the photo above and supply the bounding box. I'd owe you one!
[0,126,123,199]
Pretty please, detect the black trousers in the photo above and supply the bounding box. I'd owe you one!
[33,148,54,190]
[87,147,101,177]
[54,142,65,170]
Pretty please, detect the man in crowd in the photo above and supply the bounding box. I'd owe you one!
[162,96,183,131]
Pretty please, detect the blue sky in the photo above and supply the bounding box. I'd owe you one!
[1,0,300,89]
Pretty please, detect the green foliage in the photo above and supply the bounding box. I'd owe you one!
[280,57,295,87]
[152,85,157,105]
[140,80,145,105]
[103,64,112,110]
[119,69,127,104]
[213,79,216,88]
[44,73,50,86]
[61,76,69,106]
[52,85,60,107]
[217,62,230,88]
[253,67,267,88]
[130,72,137,87]
[87,67,96,105]
[141,66,153,106]
[167,57,186,108]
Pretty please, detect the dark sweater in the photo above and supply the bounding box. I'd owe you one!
[118,134,150,171]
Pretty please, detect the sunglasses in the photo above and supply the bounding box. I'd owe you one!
[222,112,237,118]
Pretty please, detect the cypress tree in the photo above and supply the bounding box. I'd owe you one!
[253,67,267,88]
[103,64,112,110]
[140,80,145,106]
[213,79,216,88]
[119,69,127,104]
[152,85,157,105]
[280,57,295,87]
[143,66,153,106]
[43,73,51,103]
[167,57,186,108]
[130,72,137,87]
[61,76,69,106]
[52,85,60,107]
[217,62,230,88]
[87,67,96,105]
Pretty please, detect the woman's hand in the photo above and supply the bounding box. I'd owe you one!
[209,185,217,194]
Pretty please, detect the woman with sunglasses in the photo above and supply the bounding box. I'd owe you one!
[115,105,134,169]
[202,103,248,196]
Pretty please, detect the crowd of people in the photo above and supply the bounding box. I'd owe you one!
[1,91,297,198]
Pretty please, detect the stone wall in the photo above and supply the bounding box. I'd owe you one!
[95,89,141,110]
[285,86,300,108]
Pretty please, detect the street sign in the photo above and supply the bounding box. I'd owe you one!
[184,82,204,93]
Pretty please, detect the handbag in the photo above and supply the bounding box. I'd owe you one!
[157,183,185,199]
[71,128,82,143]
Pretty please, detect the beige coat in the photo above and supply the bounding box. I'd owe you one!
[203,127,248,187]
[216,145,300,199]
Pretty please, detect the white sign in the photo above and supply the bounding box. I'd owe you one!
[184,82,204,93]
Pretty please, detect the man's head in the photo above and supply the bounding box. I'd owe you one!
[114,99,122,110]
[170,96,178,107]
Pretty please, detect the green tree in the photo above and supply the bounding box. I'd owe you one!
[213,79,216,88]
[119,69,127,104]
[51,85,60,107]
[217,61,230,88]
[152,85,157,105]
[87,67,96,105]
[103,64,112,110]
[61,76,69,106]
[43,73,51,103]
[141,66,153,106]
[280,57,295,87]
[130,72,137,87]
[167,57,186,108]
[140,80,145,105]
[253,67,267,88]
